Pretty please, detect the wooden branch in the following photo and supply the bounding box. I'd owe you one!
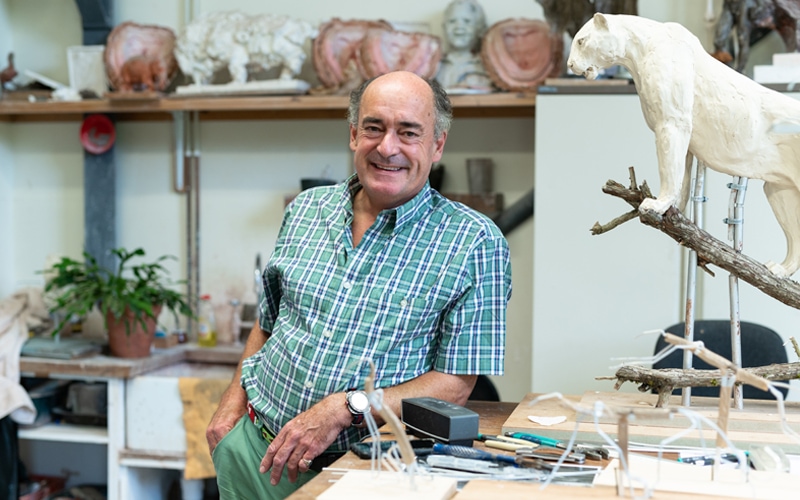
[607,363,800,407]
[791,337,800,359]
[591,210,639,235]
[599,175,800,310]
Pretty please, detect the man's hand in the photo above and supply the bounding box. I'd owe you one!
[259,393,351,485]
[207,323,270,455]
[206,384,247,455]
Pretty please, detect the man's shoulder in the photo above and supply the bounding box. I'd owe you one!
[287,184,343,213]
[429,191,505,241]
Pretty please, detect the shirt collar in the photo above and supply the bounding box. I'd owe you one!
[343,174,433,234]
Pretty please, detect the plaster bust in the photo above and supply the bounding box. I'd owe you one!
[435,0,493,93]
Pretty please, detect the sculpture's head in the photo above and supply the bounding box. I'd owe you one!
[567,13,623,80]
[442,0,487,53]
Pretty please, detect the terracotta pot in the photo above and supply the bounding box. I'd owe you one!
[105,305,162,358]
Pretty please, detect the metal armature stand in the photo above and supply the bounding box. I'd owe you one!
[726,176,748,410]
[682,161,707,407]
[173,111,202,338]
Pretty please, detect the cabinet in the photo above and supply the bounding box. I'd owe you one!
[18,345,240,500]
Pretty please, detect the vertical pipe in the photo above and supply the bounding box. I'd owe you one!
[193,110,201,325]
[173,112,186,193]
[683,161,706,407]
[184,111,194,338]
[727,176,748,409]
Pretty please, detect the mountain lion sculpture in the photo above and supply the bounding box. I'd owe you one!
[568,13,800,278]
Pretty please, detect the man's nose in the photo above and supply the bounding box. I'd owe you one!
[377,130,400,157]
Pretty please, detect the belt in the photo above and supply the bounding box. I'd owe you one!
[245,402,345,473]
[246,401,275,442]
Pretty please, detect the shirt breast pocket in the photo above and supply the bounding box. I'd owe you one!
[369,291,448,334]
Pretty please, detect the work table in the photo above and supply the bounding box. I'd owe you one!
[18,342,243,500]
[19,342,243,379]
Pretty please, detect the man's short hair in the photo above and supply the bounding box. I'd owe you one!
[347,74,453,140]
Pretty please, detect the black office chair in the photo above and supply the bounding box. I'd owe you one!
[468,375,501,402]
[653,320,789,400]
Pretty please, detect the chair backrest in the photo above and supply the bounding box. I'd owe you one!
[653,320,789,400]
[468,375,501,402]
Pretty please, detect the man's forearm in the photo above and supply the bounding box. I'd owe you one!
[222,323,271,408]
[363,371,476,427]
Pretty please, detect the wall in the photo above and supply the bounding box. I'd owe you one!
[534,92,800,402]
[0,121,10,296]
[0,0,11,295]
[0,0,790,405]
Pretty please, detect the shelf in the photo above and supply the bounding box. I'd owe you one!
[119,450,186,470]
[0,91,536,122]
[18,422,108,444]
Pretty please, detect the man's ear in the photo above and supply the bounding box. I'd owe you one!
[432,131,447,162]
[349,124,358,151]
[593,12,609,30]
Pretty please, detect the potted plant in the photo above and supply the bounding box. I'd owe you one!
[44,247,193,358]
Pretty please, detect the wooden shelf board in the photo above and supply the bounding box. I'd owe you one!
[119,449,186,470]
[0,92,536,122]
[18,422,108,444]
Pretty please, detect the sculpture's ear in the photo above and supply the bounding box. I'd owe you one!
[593,13,609,30]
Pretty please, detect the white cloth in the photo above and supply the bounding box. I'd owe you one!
[0,287,49,424]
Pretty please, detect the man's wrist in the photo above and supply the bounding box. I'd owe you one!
[345,389,371,428]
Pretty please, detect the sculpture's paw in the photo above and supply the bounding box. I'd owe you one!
[639,198,671,215]
[765,260,791,278]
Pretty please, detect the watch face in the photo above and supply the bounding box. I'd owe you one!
[349,391,370,413]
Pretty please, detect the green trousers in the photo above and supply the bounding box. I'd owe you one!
[212,416,317,499]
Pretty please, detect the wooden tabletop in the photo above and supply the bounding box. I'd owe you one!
[287,401,518,500]
[288,398,751,500]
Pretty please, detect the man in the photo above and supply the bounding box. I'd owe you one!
[207,70,511,499]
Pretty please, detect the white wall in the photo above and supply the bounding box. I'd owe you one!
[0,1,11,296]
[0,0,793,405]
[0,121,10,296]
[534,91,800,402]
[533,94,686,396]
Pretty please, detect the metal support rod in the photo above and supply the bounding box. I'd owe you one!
[182,111,201,339]
[193,110,201,329]
[683,161,707,407]
[172,112,187,193]
[726,176,748,409]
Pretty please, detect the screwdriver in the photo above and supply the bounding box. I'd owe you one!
[505,431,561,448]
[432,443,518,465]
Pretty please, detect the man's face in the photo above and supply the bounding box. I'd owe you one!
[445,3,480,51]
[349,72,447,210]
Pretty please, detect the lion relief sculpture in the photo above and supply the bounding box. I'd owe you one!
[568,13,800,278]
[175,11,317,87]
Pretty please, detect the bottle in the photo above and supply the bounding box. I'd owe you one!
[197,294,217,347]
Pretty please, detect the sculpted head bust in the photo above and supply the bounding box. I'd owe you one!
[436,0,492,92]
[443,0,487,53]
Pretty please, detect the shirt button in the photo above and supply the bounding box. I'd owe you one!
[305,380,314,389]
[400,299,408,308]
[343,281,352,290]
[323,330,332,338]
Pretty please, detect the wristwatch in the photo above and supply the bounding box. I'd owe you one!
[345,389,370,427]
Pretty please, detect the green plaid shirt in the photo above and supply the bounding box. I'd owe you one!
[241,175,511,451]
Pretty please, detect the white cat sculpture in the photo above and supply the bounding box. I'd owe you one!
[568,13,800,278]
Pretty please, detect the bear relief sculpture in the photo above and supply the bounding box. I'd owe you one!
[104,22,178,94]
[174,10,318,95]
[568,13,800,278]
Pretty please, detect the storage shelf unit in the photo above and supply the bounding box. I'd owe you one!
[0,91,536,122]
[18,422,109,444]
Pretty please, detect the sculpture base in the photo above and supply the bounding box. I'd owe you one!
[174,79,311,97]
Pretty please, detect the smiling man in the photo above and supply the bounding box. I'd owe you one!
[207,70,512,499]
